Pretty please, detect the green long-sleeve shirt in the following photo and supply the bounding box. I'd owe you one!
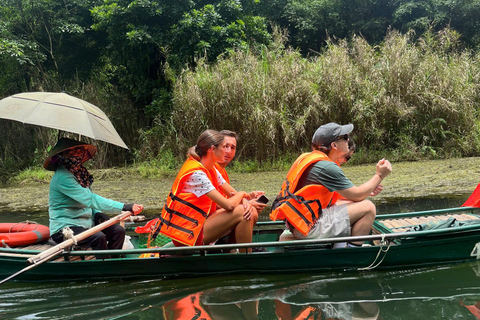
[48,166,124,235]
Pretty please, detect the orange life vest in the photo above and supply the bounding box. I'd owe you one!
[162,293,212,320]
[214,163,230,198]
[155,157,219,246]
[270,151,337,236]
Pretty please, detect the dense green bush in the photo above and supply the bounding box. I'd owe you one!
[163,28,480,163]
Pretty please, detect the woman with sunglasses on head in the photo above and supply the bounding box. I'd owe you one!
[271,123,392,247]
[155,130,258,252]
[44,138,144,258]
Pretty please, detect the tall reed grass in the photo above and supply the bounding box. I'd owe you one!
[165,27,480,163]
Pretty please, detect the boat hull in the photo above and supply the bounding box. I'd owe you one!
[1,207,480,282]
[0,228,479,282]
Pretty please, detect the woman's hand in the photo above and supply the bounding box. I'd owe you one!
[249,200,268,213]
[249,191,265,199]
[123,204,144,215]
[242,198,255,220]
[132,204,144,215]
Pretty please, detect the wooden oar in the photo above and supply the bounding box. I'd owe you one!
[0,211,133,286]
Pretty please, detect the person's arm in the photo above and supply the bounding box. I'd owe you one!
[57,174,123,213]
[56,174,144,216]
[206,189,250,211]
[219,182,236,198]
[337,159,392,201]
[219,182,262,217]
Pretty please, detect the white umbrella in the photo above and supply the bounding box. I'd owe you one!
[0,92,128,149]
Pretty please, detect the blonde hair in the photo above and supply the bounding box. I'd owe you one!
[187,130,225,160]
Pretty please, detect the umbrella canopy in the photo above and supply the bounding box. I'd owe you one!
[0,92,128,149]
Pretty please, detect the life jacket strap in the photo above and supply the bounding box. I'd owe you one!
[157,215,195,239]
[164,206,199,226]
[168,192,208,218]
[285,201,311,226]
[271,180,306,210]
[152,192,207,241]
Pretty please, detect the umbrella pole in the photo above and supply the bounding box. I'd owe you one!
[0,211,133,286]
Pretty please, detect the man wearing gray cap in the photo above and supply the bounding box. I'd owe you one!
[270,122,392,246]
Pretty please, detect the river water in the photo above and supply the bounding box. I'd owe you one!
[2,196,480,320]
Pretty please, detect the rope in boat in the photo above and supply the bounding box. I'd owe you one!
[357,234,392,271]
[1,240,10,248]
[8,220,38,233]
[62,227,77,245]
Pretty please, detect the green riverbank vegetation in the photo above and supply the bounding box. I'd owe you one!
[167,28,480,164]
[2,1,480,183]
[3,27,480,184]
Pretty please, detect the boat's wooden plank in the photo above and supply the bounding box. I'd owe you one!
[410,217,424,225]
[404,218,418,226]
[418,216,430,223]
[458,213,480,220]
[397,219,412,227]
[53,255,96,262]
[378,213,480,234]
[381,221,395,229]
[387,220,403,229]
[15,243,54,251]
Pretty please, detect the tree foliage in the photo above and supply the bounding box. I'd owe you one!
[1,0,480,173]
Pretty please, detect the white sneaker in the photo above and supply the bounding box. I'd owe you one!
[333,242,347,248]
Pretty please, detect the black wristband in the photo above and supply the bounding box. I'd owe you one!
[123,203,134,212]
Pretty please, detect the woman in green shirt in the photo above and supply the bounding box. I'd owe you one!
[44,138,143,257]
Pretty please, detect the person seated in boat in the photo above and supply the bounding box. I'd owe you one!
[270,123,392,247]
[44,138,144,257]
[155,130,260,252]
[215,130,268,215]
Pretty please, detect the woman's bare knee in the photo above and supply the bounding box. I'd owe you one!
[231,205,246,221]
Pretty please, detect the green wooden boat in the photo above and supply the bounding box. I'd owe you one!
[1,206,480,282]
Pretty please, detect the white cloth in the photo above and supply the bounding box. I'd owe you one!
[181,168,226,198]
[293,204,351,239]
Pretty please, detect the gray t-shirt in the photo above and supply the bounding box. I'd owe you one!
[296,161,354,193]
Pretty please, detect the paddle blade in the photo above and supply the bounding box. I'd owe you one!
[462,184,480,207]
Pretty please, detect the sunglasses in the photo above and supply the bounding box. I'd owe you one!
[335,134,349,142]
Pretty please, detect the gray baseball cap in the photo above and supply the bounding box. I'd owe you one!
[312,122,354,146]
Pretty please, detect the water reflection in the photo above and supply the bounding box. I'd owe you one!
[1,261,480,319]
